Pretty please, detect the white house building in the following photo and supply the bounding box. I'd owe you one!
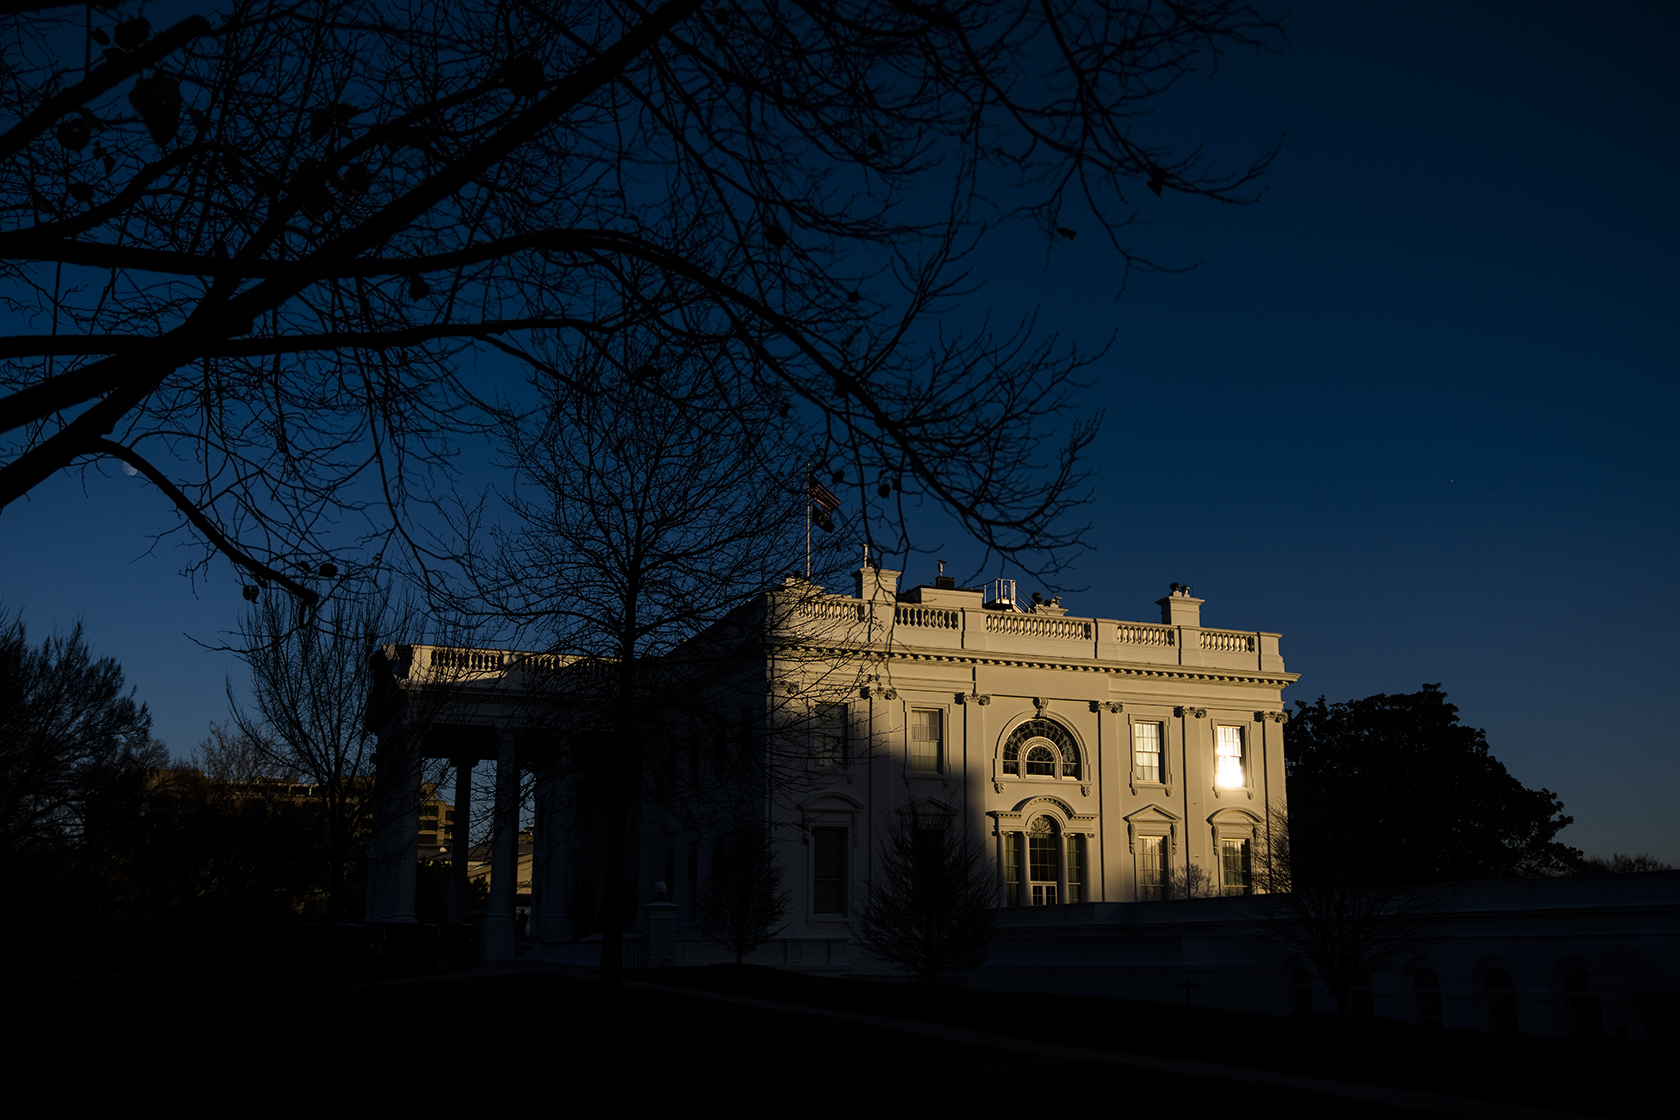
[364,564,1294,958]
[361,563,1679,1040]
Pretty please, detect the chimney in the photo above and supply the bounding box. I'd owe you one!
[855,562,901,601]
[1156,583,1203,627]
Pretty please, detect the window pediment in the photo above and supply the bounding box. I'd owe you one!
[1124,803,1181,825]
[1207,807,1262,827]
[994,795,1097,836]
[801,793,864,813]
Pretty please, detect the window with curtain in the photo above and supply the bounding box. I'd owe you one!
[1220,837,1252,896]
[1137,834,1166,901]
[1133,720,1163,783]
[909,709,942,772]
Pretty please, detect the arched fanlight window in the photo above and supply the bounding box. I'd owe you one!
[1000,719,1081,780]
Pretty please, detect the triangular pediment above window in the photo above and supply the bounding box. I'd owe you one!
[1124,803,1181,825]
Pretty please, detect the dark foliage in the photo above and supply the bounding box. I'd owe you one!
[854,804,996,981]
[0,612,161,858]
[1576,852,1673,874]
[1284,685,1579,886]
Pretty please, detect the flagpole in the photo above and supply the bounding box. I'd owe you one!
[805,459,812,581]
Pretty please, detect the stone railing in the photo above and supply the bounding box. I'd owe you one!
[1116,622,1176,647]
[799,598,865,622]
[984,613,1093,640]
[513,652,573,672]
[428,647,505,673]
[894,605,960,630]
[1200,629,1256,654]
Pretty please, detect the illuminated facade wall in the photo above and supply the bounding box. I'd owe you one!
[749,566,1296,951]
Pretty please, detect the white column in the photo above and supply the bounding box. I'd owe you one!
[364,726,421,922]
[533,767,572,948]
[481,730,520,961]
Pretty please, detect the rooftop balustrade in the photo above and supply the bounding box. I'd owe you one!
[780,589,1285,675]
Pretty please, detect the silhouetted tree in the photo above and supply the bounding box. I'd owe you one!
[854,803,996,982]
[0,1,1279,596]
[1250,802,1444,1014]
[1285,685,1580,886]
[1576,853,1673,874]
[230,590,418,920]
[694,823,789,965]
[0,610,164,864]
[0,610,167,968]
[442,350,850,990]
[1166,862,1221,900]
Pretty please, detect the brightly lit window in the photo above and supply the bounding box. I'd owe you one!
[1133,721,1163,783]
[1215,725,1245,789]
[909,709,942,772]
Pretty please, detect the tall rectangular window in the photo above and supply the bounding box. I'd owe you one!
[812,826,847,914]
[1133,721,1163,783]
[1004,833,1020,907]
[1137,835,1166,901]
[909,709,943,772]
[1066,835,1084,904]
[813,705,847,768]
[1215,725,1246,789]
[1220,837,1252,896]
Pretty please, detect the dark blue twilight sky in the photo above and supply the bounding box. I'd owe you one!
[2,3,1675,861]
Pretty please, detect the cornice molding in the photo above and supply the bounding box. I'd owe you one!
[768,643,1299,689]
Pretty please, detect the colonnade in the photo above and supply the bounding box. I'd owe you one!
[364,721,574,961]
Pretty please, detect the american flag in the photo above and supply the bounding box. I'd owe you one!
[807,475,841,515]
